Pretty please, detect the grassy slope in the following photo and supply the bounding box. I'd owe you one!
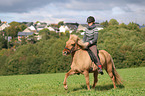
[0,67,145,96]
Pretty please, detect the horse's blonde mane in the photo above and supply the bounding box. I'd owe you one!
[70,34,88,49]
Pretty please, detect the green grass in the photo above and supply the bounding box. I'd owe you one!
[0,67,145,96]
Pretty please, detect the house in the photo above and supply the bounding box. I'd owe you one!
[46,26,55,31]
[8,36,12,42]
[59,25,69,33]
[18,32,34,41]
[0,22,9,31]
[23,25,36,32]
[21,22,33,27]
[139,25,145,29]
[36,25,46,32]
[66,25,78,32]
[23,28,31,32]
[35,22,48,32]
[59,24,78,33]
[96,24,104,30]
[34,33,42,40]
[77,24,88,32]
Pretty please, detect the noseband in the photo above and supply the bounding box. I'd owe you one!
[64,45,75,54]
[64,41,79,54]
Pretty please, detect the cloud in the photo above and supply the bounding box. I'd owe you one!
[0,0,67,12]
[1,0,145,12]
[0,0,145,25]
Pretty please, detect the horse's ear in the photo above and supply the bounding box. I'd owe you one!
[69,34,78,41]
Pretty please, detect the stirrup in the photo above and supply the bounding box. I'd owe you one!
[98,69,104,75]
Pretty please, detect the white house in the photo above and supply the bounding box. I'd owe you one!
[29,25,36,31]
[0,23,9,31]
[59,25,78,33]
[97,27,103,30]
[96,24,104,30]
[23,28,31,32]
[46,26,55,31]
[23,25,36,32]
[59,25,69,33]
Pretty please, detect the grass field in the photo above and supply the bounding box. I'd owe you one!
[0,67,145,96]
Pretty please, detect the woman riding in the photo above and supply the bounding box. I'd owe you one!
[83,16,104,75]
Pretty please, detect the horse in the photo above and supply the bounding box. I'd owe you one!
[62,34,122,90]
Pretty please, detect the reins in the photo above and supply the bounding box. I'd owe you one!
[64,40,81,54]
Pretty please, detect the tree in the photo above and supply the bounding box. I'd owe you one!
[21,36,27,45]
[0,20,1,24]
[100,20,109,27]
[119,23,127,29]
[20,24,27,31]
[27,34,37,44]
[58,21,64,27]
[127,22,140,31]
[0,36,7,50]
[36,21,40,24]
[109,19,119,25]
[39,28,50,40]
[4,21,27,39]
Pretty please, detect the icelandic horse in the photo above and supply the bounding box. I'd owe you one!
[63,35,122,90]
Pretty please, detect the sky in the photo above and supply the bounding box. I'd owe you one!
[0,0,145,25]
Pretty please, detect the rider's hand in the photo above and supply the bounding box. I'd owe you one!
[86,42,90,46]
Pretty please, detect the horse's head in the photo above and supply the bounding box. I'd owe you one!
[63,35,88,55]
[63,35,78,55]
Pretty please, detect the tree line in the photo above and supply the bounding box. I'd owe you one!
[0,19,145,75]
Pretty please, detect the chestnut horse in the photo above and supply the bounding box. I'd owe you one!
[63,35,122,90]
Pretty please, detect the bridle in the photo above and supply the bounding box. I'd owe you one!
[64,44,76,54]
[64,40,80,54]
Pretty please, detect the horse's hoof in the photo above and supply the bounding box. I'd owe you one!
[64,85,68,90]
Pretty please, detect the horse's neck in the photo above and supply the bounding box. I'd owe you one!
[71,44,83,58]
[71,49,83,59]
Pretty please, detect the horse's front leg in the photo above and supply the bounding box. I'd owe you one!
[63,69,75,90]
[83,70,90,90]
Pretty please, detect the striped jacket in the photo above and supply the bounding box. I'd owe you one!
[83,24,98,46]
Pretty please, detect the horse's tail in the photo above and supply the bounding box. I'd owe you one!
[111,57,123,85]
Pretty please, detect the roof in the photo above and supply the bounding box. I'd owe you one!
[80,24,88,27]
[66,25,78,30]
[28,25,36,30]
[65,23,79,27]
[139,26,145,29]
[18,32,34,36]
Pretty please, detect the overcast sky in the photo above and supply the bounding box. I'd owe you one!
[0,0,145,25]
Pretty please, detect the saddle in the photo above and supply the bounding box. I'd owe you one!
[87,49,100,65]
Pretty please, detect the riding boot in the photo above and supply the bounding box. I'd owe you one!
[98,64,104,75]
[89,45,104,75]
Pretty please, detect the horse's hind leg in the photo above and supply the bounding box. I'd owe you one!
[63,69,75,90]
[108,71,117,89]
[92,70,98,89]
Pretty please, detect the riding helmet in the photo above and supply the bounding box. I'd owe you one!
[87,16,95,23]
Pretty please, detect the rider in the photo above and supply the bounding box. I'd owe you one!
[83,16,104,75]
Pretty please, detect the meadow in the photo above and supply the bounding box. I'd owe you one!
[0,67,145,96]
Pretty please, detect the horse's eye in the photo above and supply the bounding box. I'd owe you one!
[71,44,75,46]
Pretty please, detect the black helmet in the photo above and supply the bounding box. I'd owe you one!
[87,16,95,23]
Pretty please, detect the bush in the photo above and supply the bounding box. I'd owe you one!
[0,22,145,75]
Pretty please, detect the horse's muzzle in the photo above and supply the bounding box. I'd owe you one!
[63,51,67,55]
[62,50,70,56]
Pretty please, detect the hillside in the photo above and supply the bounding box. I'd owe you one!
[0,67,144,96]
[0,24,145,75]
